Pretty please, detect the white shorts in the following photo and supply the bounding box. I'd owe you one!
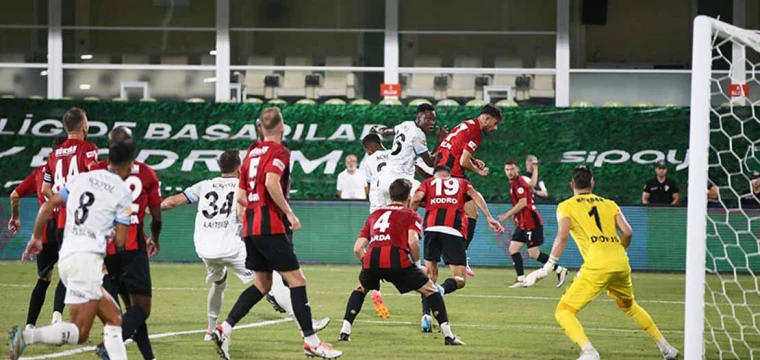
[58,253,104,305]
[202,250,255,284]
[372,173,420,213]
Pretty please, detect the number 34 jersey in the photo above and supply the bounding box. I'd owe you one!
[184,177,242,259]
[57,169,133,261]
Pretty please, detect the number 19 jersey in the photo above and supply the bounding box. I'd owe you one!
[184,177,243,259]
[58,169,133,261]
[416,176,472,238]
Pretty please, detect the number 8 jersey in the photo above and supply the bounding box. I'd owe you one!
[57,169,133,261]
[183,177,242,259]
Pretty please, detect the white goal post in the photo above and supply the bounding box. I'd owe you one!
[687,16,760,359]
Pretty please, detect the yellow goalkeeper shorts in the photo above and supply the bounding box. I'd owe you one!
[559,268,635,311]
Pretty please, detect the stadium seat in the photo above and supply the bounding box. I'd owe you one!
[325,98,347,105]
[603,100,624,107]
[720,101,742,107]
[83,96,100,101]
[404,56,442,100]
[380,98,403,106]
[495,99,518,107]
[350,99,371,105]
[447,56,482,99]
[112,97,128,102]
[662,102,680,108]
[245,97,264,103]
[466,99,487,107]
[139,97,157,102]
[243,56,277,99]
[279,56,312,99]
[409,98,432,106]
[0,95,14,99]
[60,96,72,100]
[268,98,287,104]
[571,100,594,107]
[0,53,24,96]
[493,56,523,100]
[436,99,460,107]
[29,95,44,100]
[632,101,654,107]
[318,57,358,99]
[530,56,555,99]
[186,97,205,103]
[296,98,317,105]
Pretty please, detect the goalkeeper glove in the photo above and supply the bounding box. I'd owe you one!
[542,255,558,274]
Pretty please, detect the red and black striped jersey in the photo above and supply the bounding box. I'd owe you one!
[239,141,291,236]
[434,119,483,178]
[359,205,422,269]
[510,175,543,230]
[14,167,56,244]
[96,160,162,255]
[416,176,472,238]
[43,138,99,229]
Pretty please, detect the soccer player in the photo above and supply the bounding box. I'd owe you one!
[161,150,329,341]
[9,139,137,360]
[338,178,464,346]
[435,103,502,276]
[523,166,680,360]
[411,165,504,332]
[498,159,568,287]
[212,107,341,359]
[93,127,161,360]
[41,107,100,323]
[8,136,66,329]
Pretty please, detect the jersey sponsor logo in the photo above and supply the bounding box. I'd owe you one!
[467,141,477,151]
[273,158,286,171]
[85,150,97,159]
[55,145,78,157]
[560,149,689,171]
[248,146,270,157]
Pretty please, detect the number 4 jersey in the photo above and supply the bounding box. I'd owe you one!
[43,138,100,229]
[183,177,242,259]
[57,169,133,260]
[416,176,473,238]
[358,205,422,269]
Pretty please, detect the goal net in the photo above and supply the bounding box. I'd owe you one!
[687,16,760,359]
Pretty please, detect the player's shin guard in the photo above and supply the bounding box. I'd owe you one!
[441,278,459,294]
[425,293,453,338]
[53,280,66,314]
[120,305,148,340]
[466,218,477,250]
[23,321,79,345]
[290,286,316,337]
[26,279,50,326]
[225,284,265,328]
[555,302,590,348]
[421,295,431,315]
[511,253,525,277]
[537,252,560,272]
[133,323,154,360]
[103,325,128,360]
[341,290,366,335]
[208,281,226,332]
[622,301,665,344]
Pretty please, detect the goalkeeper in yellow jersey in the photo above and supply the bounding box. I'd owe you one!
[523,166,679,360]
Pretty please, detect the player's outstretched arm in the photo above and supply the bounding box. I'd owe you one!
[410,190,425,211]
[467,188,504,233]
[265,172,301,231]
[370,125,395,138]
[8,190,21,234]
[353,237,369,261]
[460,151,488,177]
[497,198,527,223]
[407,230,421,264]
[614,211,633,249]
[160,193,189,211]
[22,193,64,261]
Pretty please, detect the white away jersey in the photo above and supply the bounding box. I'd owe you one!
[58,170,132,260]
[386,121,428,177]
[363,149,391,185]
[184,177,243,259]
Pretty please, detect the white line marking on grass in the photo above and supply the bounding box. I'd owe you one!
[357,319,687,334]
[19,318,292,360]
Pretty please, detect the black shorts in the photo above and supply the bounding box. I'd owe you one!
[105,251,152,297]
[511,225,545,248]
[424,231,467,266]
[359,266,430,294]
[37,219,60,278]
[244,234,300,273]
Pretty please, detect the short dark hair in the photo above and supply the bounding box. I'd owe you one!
[62,107,87,132]
[52,135,67,148]
[480,103,503,121]
[504,158,518,166]
[218,150,241,174]
[416,103,435,113]
[108,126,133,147]
[108,139,136,167]
[362,133,382,147]
[389,178,412,202]
[259,107,283,131]
[572,165,594,189]
[433,165,451,174]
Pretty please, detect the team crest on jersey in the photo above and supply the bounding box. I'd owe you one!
[664,185,670,192]
[517,187,525,194]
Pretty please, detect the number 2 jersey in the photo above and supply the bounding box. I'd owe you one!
[184,177,242,259]
[358,205,422,269]
[43,139,99,229]
[556,193,630,272]
[435,119,483,178]
[96,160,162,255]
[57,169,133,261]
[385,121,429,178]
[239,140,291,237]
[416,176,472,238]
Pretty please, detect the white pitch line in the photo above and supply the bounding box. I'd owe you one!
[19,318,292,360]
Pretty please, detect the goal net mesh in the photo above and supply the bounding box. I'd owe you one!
[704,21,760,359]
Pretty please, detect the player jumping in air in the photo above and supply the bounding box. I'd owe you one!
[337,178,464,346]
[435,104,502,277]
[8,136,66,330]
[161,150,329,341]
[411,165,504,332]
[211,107,341,359]
[498,159,568,288]
[523,166,680,360]
[10,138,138,360]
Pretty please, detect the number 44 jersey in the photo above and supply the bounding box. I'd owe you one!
[184,177,242,260]
[58,169,133,261]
